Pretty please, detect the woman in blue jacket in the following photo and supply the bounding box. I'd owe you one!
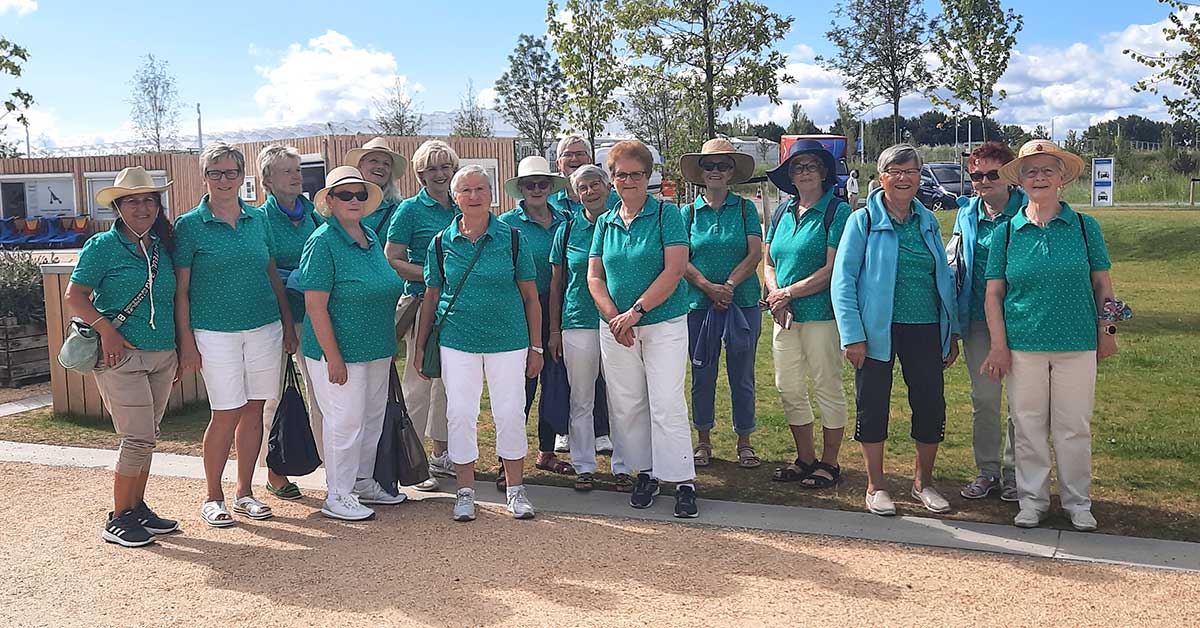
[831,144,961,517]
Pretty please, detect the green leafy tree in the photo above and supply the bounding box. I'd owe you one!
[618,69,702,184]
[495,34,566,155]
[819,0,931,143]
[1,37,33,158]
[785,103,819,135]
[450,80,494,138]
[128,53,181,152]
[618,0,794,139]
[547,0,624,152]
[928,0,1023,141]
[373,78,424,136]
[1126,0,1200,123]
[747,120,785,143]
[835,99,859,160]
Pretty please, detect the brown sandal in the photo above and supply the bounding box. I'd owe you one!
[736,444,761,469]
[693,443,712,467]
[535,455,575,475]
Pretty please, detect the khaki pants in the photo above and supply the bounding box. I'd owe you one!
[94,350,178,477]
[400,298,448,443]
[260,322,325,467]
[771,319,848,429]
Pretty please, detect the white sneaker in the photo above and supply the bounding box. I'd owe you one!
[321,494,375,521]
[865,489,896,516]
[1014,508,1047,528]
[554,434,570,453]
[911,486,951,513]
[429,452,456,478]
[595,435,614,455]
[413,476,440,492]
[453,488,476,522]
[353,479,407,505]
[1069,510,1098,532]
[506,485,536,519]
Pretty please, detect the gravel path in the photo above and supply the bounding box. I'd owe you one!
[2,461,1197,627]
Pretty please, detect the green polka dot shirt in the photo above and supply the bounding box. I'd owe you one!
[892,211,940,324]
[683,192,762,310]
[498,201,571,295]
[765,188,851,322]
[549,210,601,330]
[589,195,690,326]
[385,188,459,296]
[259,193,323,323]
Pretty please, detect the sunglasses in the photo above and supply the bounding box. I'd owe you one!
[969,170,1001,182]
[699,161,734,172]
[523,180,551,191]
[330,190,369,202]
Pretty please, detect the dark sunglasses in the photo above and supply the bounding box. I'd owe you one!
[523,180,551,191]
[699,161,734,172]
[330,190,370,202]
[969,170,1001,182]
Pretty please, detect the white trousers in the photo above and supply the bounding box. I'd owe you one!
[259,323,325,467]
[401,300,449,444]
[599,315,695,483]
[441,346,528,465]
[305,357,391,499]
[1008,350,1097,514]
[562,329,627,475]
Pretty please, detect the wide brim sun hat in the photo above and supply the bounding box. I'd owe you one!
[767,139,838,196]
[313,166,384,217]
[998,139,1085,186]
[344,137,409,182]
[679,138,756,186]
[95,166,172,208]
[504,155,568,200]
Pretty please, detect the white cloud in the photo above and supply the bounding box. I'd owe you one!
[476,87,498,109]
[0,0,37,16]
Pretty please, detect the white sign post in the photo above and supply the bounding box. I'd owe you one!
[1092,157,1114,207]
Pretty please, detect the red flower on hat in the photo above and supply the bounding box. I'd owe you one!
[1035,144,1044,151]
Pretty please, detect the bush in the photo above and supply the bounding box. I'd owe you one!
[1171,151,1198,176]
[0,249,49,325]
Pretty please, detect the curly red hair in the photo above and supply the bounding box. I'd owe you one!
[968,141,1017,171]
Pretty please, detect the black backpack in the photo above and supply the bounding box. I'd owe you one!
[433,223,521,281]
[769,195,843,239]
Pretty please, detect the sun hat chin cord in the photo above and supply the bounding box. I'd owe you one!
[116,206,157,331]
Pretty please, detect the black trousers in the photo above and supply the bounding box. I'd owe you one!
[853,323,947,444]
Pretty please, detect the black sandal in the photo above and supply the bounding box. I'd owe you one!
[800,462,841,489]
[772,458,814,482]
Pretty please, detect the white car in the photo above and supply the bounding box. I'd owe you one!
[546,141,663,193]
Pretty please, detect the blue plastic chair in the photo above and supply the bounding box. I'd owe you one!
[50,216,88,248]
[28,217,62,247]
[0,217,30,247]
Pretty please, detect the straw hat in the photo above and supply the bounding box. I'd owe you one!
[999,139,1085,185]
[95,166,172,208]
[503,156,567,199]
[344,137,409,182]
[679,138,755,185]
[313,166,383,217]
[767,140,838,196]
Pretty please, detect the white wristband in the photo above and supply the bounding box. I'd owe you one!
[529,346,544,354]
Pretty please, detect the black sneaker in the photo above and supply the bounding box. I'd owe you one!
[674,485,699,518]
[133,501,178,535]
[630,473,660,509]
[102,510,155,548]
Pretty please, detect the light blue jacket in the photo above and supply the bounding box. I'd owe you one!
[950,188,1025,338]
[831,188,961,361]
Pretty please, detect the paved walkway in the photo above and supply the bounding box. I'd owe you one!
[0,393,52,418]
[2,439,1196,573]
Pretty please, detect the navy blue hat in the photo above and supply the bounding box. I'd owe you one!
[768,140,838,196]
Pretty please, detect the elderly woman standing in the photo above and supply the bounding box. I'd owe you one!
[588,140,698,518]
[346,137,408,237]
[298,167,405,521]
[414,165,543,522]
[831,143,961,517]
[763,140,851,489]
[550,134,621,216]
[981,140,1117,532]
[384,139,460,491]
[499,156,574,479]
[677,138,763,470]
[954,142,1025,503]
[255,144,325,501]
[65,167,178,547]
[175,143,297,527]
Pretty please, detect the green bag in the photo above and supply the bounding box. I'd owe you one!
[420,231,489,379]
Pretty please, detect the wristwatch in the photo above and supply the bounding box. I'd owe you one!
[529,346,544,354]
[633,302,647,315]
[1100,324,1118,336]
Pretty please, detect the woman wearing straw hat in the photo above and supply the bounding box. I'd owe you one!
[345,137,409,237]
[763,140,852,490]
[677,138,763,470]
[498,155,574,481]
[175,143,297,528]
[981,139,1118,532]
[297,166,406,521]
[65,167,179,547]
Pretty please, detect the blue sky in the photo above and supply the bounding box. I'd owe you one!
[0,0,1181,150]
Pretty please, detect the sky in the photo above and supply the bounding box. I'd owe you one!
[0,0,1184,152]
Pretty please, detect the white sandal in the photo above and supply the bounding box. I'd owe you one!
[232,495,274,520]
[200,500,235,528]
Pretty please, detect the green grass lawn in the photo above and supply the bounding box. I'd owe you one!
[4,208,1199,541]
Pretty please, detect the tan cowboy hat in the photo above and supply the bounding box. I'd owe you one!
[679,138,755,185]
[95,166,172,208]
[999,139,1085,185]
[313,166,384,218]
[503,155,567,199]
[344,137,409,182]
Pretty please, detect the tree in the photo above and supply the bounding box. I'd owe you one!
[747,120,785,143]
[618,0,794,139]
[834,99,859,161]
[618,70,702,184]
[785,103,819,135]
[1126,0,1200,123]
[716,114,751,137]
[0,36,33,158]
[450,80,494,138]
[547,0,624,152]
[819,0,931,144]
[928,0,1023,141]
[495,34,566,156]
[128,53,180,152]
[373,77,424,136]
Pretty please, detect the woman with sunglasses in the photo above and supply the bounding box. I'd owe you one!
[498,156,574,483]
[953,142,1025,503]
[174,143,298,527]
[677,139,763,470]
[588,140,698,518]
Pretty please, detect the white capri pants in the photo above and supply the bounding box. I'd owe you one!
[194,321,284,411]
[441,346,529,465]
[260,322,325,466]
[305,356,391,500]
[599,315,695,483]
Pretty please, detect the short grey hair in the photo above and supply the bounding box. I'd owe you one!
[450,164,491,193]
[877,143,922,173]
[557,135,592,159]
[257,144,301,181]
[570,164,609,190]
[200,142,245,175]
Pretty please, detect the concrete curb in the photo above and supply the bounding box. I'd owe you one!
[2,440,1196,573]
[0,393,52,418]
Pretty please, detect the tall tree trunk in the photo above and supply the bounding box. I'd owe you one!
[702,1,716,139]
[892,99,901,144]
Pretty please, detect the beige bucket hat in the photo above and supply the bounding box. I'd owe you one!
[504,155,567,199]
[999,139,1085,185]
[313,166,384,217]
[95,166,172,208]
[679,138,755,185]
[344,137,409,182]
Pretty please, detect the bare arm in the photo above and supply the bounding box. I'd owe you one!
[548,263,565,360]
[587,257,620,322]
[174,268,200,373]
[519,279,544,378]
[1092,270,1118,361]
[980,279,1011,380]
[304,290,345,384]
[384,241,425,282]
[65,281,136,369]
[267,258,297,353]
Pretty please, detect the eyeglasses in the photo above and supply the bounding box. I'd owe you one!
[789,163,823,174]
[522,180,551,191]
[205,169,243,181]
[1020,167,1060,179]
[577,180,608,193]
[969,170,1001,182]
[116,196,159,208]
[613,171,647,182]
[559,150,590,160]
[330,190,369,202]
[699,161,734,172]
[882,168,921,178]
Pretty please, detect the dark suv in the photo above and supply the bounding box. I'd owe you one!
[918,162,972,211]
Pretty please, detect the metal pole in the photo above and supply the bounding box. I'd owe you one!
[859,118,865,164]
[196,103,203,150]
[24,124,30,157]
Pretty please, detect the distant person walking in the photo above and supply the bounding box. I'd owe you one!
[847,169,860,209]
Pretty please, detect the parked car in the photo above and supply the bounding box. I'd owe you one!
[917,162,972,211]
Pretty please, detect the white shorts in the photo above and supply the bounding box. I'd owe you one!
[195,321,285,411]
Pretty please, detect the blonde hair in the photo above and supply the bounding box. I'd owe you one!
[412,139,460,175]
[199,142,244,174]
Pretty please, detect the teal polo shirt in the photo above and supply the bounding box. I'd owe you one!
[424,214,537,353]
[985,203,1111,352]
[174,196,281,332]
[260,194,323,323]
[498,201,571,295]
[892,213,939,324]
[549,188,620,215]
[765,189,851,322]
[70,225,177,351]
[589,195,690,326]
[549,210,601,330]
[684,192,762,310]
[298,217,404,363]
[385,188,459,296]
[362,200,400,238]
[969,193,1021,321]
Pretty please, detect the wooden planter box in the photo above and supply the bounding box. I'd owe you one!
[0,317,50,387]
